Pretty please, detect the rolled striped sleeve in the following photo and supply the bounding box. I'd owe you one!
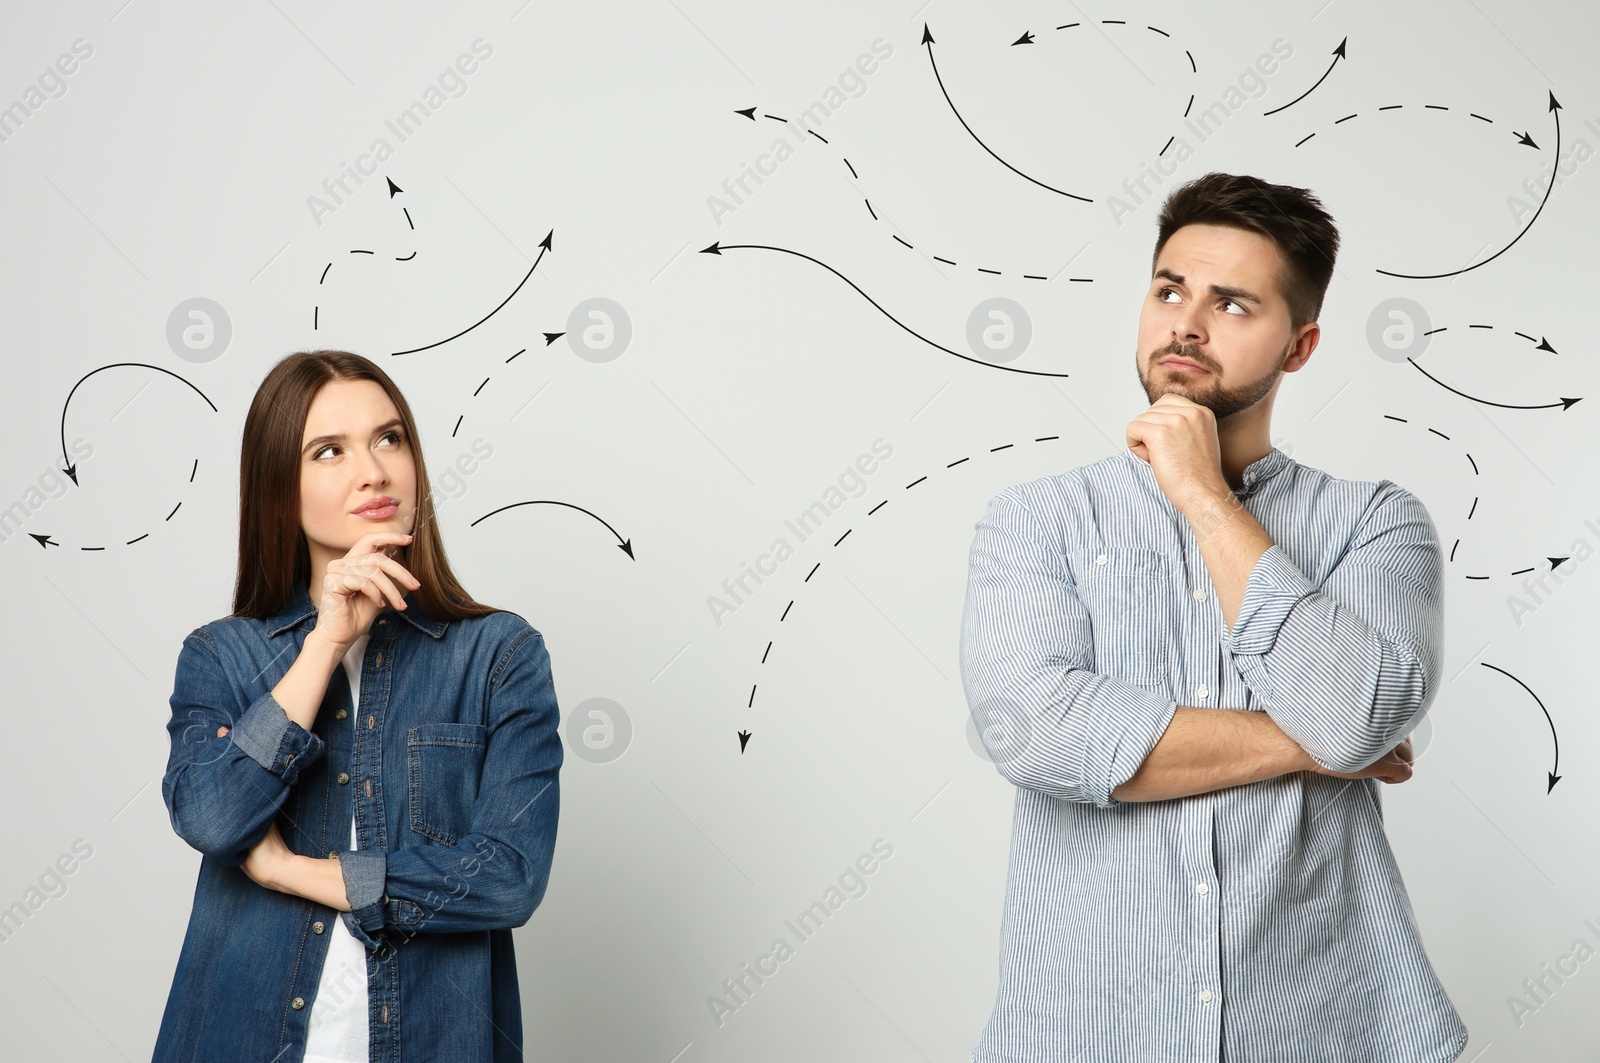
[961,487,1179,808]
[1223,483,1443,774]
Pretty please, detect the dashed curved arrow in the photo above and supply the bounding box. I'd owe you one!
[1382,413,1568,580]
[315,176,418,332]
[738,432,1067,752]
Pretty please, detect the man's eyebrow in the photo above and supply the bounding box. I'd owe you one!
[1152,267,1263,306]
[302,418,405,455]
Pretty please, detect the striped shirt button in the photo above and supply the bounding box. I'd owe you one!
[1196,686,1209,699]
[1199,989,1213,1004]
[1192,587,1206,600]
[1095,553,1107,565]
[1196,882,1209,895]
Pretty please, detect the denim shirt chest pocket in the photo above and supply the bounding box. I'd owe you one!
[1071,546,1175,690]
[407,722,489,846]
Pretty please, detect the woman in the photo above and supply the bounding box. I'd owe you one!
[153,350,562,1062]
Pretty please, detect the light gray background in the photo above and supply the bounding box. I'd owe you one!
[2,1,1597,1059]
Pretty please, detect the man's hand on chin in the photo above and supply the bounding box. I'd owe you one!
[1125,392,1231,514]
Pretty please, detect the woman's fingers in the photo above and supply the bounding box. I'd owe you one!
[376,554,421,591]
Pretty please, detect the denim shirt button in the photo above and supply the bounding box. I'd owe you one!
[291,996,305,1009]
[336,708,347,720]
[312,921,325,934]
[338,772,350,785]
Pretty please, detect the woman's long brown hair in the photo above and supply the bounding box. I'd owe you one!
[230,349,501,622]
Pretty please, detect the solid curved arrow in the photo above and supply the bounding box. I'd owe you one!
[922,23,1093,203]
[1480,661,1561,792]
[1407,358,1579,410]
[701,241,1071,378]
[1377,92,1562,279]
[1263,37,1347,117]
[470,498,634,558]
[59,364,218,484]
[391,229,553,355]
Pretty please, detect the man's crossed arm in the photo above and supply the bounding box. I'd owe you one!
[960,482,1438,808]
[1110,704,1415,803]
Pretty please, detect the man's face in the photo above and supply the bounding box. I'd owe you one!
[1135,223,1310,422]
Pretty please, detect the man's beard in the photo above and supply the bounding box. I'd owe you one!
[1138,340,1282,423]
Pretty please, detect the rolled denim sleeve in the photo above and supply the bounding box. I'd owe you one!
[161,630,327,867]
[229,690,324,781]
[961,488,1178,809]
[329,627,563,947]
[1224,482,1443,774]
[336,849,389,948]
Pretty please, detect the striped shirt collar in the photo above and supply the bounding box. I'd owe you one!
[1123,444,1292,500]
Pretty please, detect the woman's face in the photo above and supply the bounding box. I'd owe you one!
[298,378,418,585]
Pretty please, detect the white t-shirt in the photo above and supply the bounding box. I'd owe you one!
[303,632,372,1062]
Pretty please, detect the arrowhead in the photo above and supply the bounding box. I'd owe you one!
[1548,772,1561,792]
[1516,131,1539,149]
[921,23,934,45]
[539,229,554,252]
[1012,31,1034,46]
[1561,397,1582,409]
[1333,36,1348,59]
[618,539,635,560]
[700,241,722,255]
[29,533,54,549]
[64,463,78,485]
[1549,557,1571,570]
[542,332,564,345]
[735,106,756,120]
[1549,91,1562,112]
[386,177,403,197]
[738,730,752,753]
[1536,337,1557,353]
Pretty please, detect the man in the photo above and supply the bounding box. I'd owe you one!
[960,172,1467,1062]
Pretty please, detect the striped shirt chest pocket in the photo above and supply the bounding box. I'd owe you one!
[1072,546,1175,687]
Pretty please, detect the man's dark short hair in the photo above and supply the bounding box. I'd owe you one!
[1153,172,1340,330]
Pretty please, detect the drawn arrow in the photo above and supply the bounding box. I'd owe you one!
[470,497,634,559]
[922,23,1093,203]
[1481,661,1561,792]
[1264,37,1347,117]
[1377,92,1562,279]
[391,229,553,356]
[700,241,1071,378]
[59,364,217,484]
[738,730,751,753]
[1407,358,1579,410]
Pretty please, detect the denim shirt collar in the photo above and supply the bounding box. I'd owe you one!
[265,580,449,640]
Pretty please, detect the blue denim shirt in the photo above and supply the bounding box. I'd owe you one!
[153,580,562,1062]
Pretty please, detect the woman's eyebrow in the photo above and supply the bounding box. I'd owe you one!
[302,417,405,454]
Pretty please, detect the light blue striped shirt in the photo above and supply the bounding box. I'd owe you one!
[960,446,1468,1063]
